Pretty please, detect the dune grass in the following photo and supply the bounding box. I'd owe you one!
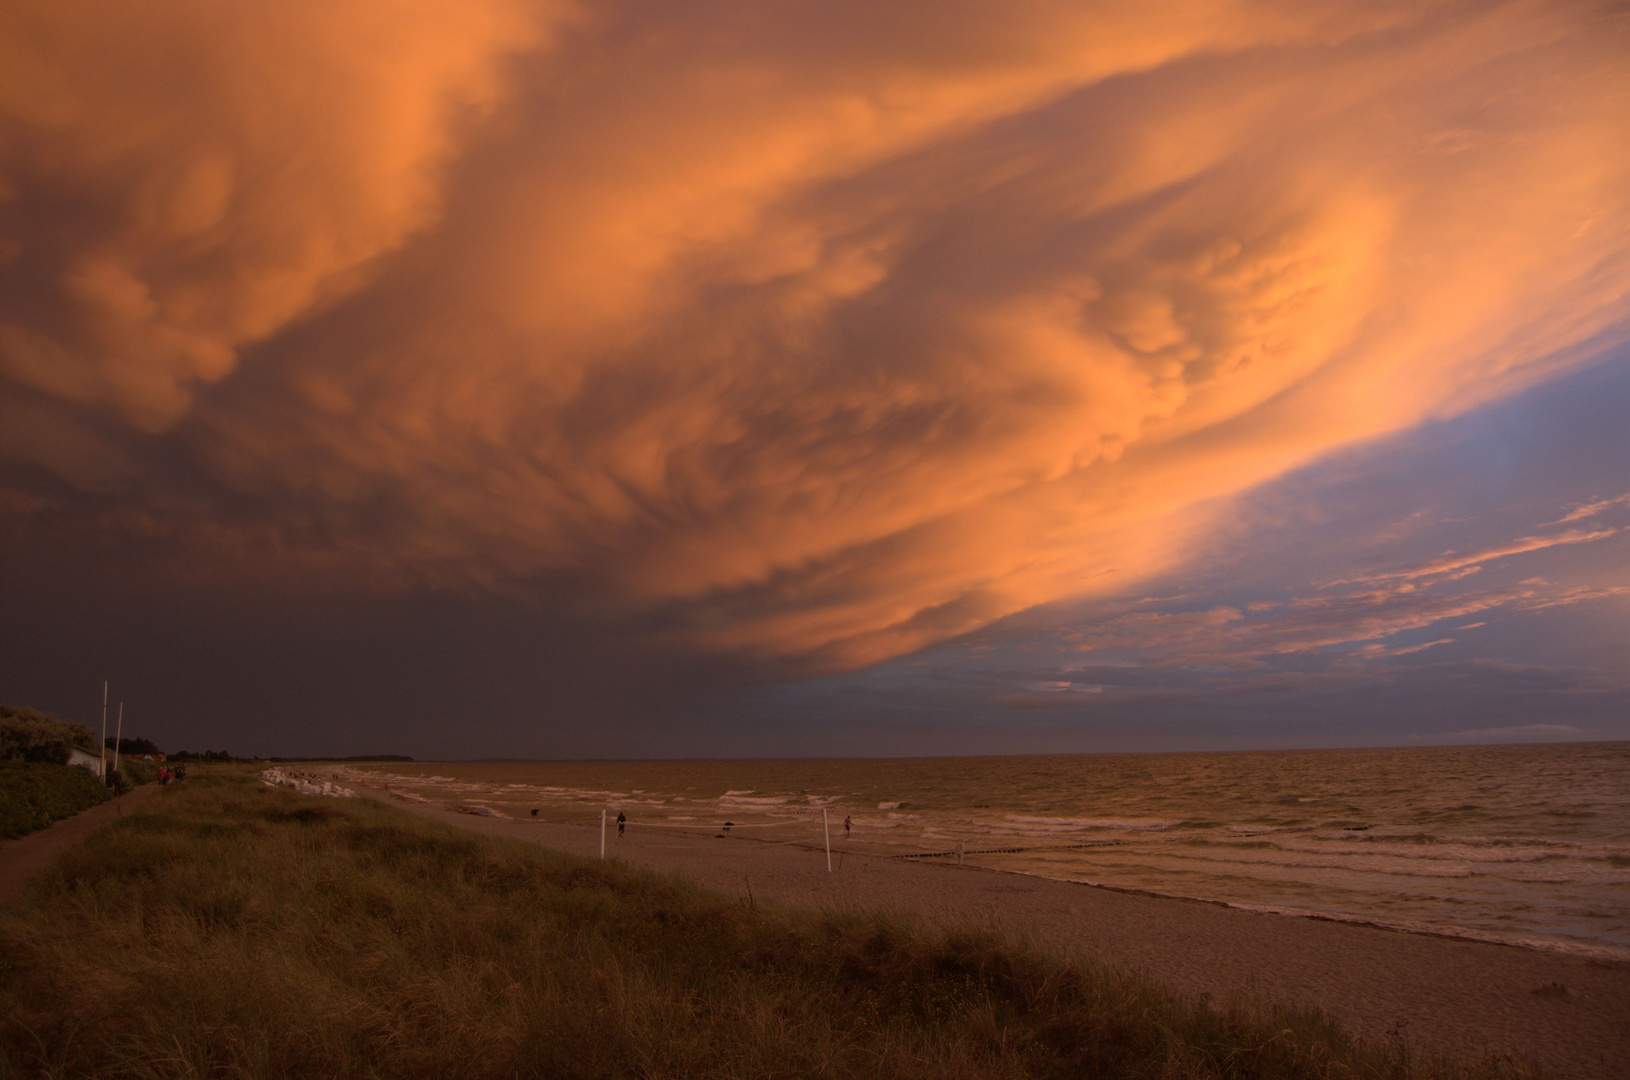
[0,768,1536,1080]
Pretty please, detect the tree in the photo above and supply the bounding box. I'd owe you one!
[105,735,161,757]
[0,704,99,764]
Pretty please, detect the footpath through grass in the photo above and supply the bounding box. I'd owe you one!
[0,768,1536,1080]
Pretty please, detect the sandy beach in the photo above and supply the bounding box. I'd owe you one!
[342,779,1629,1080]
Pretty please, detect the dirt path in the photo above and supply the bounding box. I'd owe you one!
[344,780,1630,1080]
[0,783,162,905]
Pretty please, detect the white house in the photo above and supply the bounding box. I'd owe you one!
[66,747,103,776]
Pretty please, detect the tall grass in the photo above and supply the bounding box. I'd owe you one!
[0,769,1535,1079]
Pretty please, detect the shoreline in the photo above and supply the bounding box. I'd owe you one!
[345,778,1630,1080]
[345,750,1630,969]
[450,800,1630,963]
[970,863,1630,964]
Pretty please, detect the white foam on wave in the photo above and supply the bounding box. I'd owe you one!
[1003,815,1180,831]
[719,793,792,807]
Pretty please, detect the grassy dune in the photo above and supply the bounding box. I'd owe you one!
[0,769,1534,1080]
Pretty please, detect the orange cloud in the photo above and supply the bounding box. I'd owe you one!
[0,0,553,429]
[3,1,1628,668]
[1551,493,1630,524]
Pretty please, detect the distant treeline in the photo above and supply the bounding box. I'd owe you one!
[105,735,161,756]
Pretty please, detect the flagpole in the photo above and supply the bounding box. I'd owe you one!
[99,681,108,779]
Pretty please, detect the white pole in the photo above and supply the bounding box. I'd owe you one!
[113,702,124,775]
[99,681,108,778]
[600,810,606,860]
[823,808,832,872]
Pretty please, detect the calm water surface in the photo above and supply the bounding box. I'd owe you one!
[348,742,1630,958]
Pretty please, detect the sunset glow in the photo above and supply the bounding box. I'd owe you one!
[3,1,1627,755]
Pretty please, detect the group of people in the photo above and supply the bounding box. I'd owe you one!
[158,764,186,786]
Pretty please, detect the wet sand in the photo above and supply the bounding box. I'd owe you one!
[347,779,1630,1080]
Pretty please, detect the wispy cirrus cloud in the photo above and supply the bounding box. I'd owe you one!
[1331,528,1618,585]
[1549,493,1630,525]
[1043,516,1626,670]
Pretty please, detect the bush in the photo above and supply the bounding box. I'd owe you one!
[0,704,98,766]
[104,735,160,757]
[170,750,235,762]
[0,761,111,839]
[121,758,159,786]
[105,758,160,794]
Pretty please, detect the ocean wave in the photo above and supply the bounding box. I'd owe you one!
[1094,847,1628,885]
[345,743,1630,957]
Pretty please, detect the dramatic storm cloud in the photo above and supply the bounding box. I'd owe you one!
[3,2,1628,754]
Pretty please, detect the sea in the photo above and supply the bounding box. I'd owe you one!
[345,741,1630,959]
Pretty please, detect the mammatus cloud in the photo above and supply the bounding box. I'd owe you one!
[0,0,554,432]
[3,1,1628,668]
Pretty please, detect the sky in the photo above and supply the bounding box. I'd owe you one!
[2,1,1627,759]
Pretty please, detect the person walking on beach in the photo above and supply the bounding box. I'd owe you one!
[616,810,626,838]
[843,814,852,839]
